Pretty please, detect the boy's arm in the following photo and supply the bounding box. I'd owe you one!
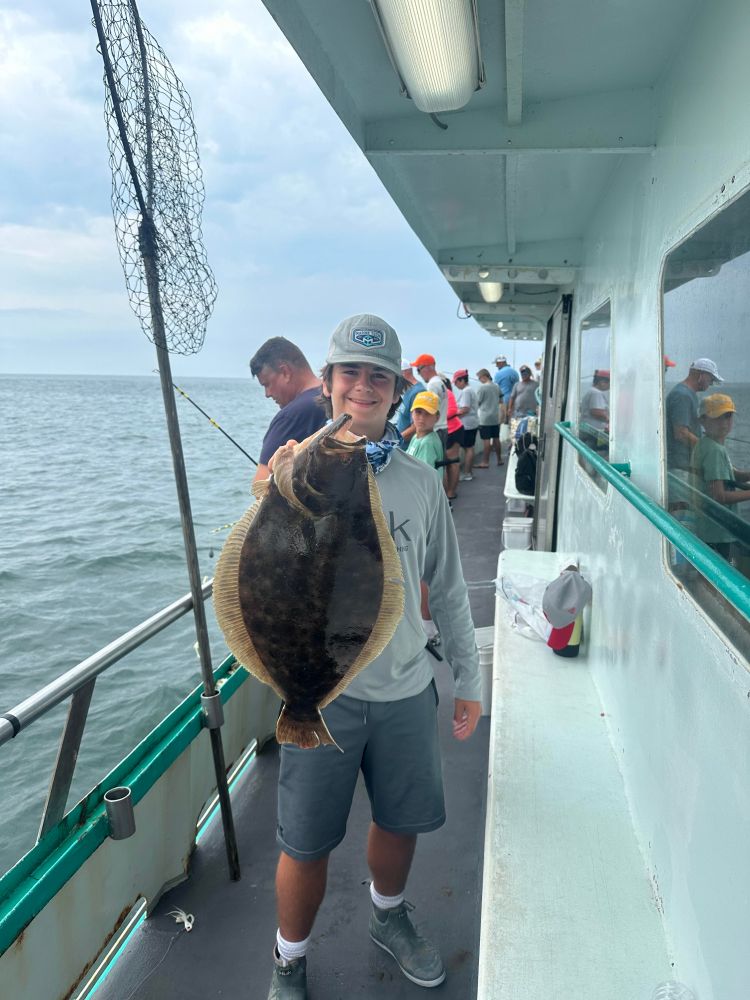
[422,489,482,711]
[708,480,750,504]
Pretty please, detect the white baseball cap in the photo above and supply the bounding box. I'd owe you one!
[690,358,724,382]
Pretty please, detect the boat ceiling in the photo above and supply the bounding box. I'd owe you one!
[260,0,701,340]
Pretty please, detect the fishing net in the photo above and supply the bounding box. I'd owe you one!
[91,0,216,355]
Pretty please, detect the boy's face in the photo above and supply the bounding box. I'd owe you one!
[411,407,438,434]
[703,411,733,442]
[324,363,400,440]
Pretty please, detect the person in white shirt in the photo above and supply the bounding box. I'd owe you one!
[453,369,479,480]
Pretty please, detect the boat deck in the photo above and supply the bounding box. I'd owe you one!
[94,464,508,999]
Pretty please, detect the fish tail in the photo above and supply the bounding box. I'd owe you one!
[276,707,343,752]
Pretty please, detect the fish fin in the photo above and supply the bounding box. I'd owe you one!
[252,477,270,500]
[275,707,343,752]
[212,501,285,699]
[320,467,405,707]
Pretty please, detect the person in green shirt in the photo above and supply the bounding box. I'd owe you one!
[406,390,444,473]
[691,393,750,556]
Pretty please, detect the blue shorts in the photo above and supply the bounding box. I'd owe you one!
[276,681,445,861]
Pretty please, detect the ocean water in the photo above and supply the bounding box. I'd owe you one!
[0,374,276,875]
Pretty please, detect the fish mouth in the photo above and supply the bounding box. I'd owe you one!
[313,413,366,451]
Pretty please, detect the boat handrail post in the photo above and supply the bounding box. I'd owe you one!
[37,679,97,842]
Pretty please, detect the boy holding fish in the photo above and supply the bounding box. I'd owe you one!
[265,315,482,998]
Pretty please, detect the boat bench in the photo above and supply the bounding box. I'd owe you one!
[477,550,671,1000]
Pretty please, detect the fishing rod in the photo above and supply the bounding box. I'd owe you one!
[165,376,258,466]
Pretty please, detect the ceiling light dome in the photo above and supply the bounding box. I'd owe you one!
[370,0,484,113]
[479,281,503,303]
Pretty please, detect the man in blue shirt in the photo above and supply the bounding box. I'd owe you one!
[250,337,326,483]
[493,355,519,420]
[394,359,422,449]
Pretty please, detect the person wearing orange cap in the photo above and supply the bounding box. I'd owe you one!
[411,353,448,445]
[691,394,750,557]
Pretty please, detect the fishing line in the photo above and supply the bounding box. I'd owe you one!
[163,375,258,466]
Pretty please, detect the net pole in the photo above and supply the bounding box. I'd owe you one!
[90,0,240,881]
[141,218,240,883]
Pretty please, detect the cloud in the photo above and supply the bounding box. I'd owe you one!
[0,1,503,377]
[0,217,126,311]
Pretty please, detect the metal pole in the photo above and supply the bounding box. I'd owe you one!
[90,1,240,877]
[146,244,240,881]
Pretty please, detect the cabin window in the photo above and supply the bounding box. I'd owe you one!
[662,189,750,650]
[577,300,611,488]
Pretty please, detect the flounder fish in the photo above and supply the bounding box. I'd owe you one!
[213,414,404,749]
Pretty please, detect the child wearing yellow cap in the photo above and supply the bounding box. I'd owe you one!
[691,393,750,555]
[406,391,444,474]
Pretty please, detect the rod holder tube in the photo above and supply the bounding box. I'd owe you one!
[104,786,136,840]
[201,692,224,730]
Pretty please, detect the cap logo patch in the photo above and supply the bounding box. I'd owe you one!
[351,328,384,348]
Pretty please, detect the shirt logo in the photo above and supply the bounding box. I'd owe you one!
[351,329,384,348]
[388,512,411,542]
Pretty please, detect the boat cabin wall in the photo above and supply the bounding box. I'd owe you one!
[557,2,750,997]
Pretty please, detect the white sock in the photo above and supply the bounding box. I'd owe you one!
[370,882,404,912]
[276,929,309,964]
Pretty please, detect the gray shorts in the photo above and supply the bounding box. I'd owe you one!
[276,681,445,861]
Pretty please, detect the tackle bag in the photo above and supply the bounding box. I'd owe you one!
[514,431,538,496]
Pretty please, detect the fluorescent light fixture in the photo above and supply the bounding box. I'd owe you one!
[369,0,484,113]
[479,281,503,303]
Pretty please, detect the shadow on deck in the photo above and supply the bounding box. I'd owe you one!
[96,466,507,1000]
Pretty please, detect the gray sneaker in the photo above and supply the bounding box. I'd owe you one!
[369,902,446,988]
[267,949,307,999]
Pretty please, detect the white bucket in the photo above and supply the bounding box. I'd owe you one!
[505,498,527,515]
[479,644,493,715]
[502,516,533,550]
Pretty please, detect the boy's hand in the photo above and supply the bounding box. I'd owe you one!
[452,699,481,740]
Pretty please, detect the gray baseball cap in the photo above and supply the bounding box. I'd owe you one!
[542,569,592,628]
[326,314,402,377]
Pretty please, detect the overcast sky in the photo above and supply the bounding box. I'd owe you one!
[0,0,537,380]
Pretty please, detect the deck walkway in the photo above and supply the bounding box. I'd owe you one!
[95,465,508,1000]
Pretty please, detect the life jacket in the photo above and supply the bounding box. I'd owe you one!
[514,432,538,495]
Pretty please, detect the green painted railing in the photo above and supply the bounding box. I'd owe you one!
[0,655,250,957]
[555,421,750,621]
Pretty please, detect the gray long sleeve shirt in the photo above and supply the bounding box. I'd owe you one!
[345,448,482,703]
